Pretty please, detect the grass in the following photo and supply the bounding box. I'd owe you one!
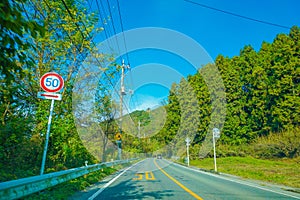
[190,156,300,188]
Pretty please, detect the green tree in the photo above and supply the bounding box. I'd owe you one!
[0,0,44,181]
[27,0,99,169]
[1,0,101,180]
[95,89,118,161]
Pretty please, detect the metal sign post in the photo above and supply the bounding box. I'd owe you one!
[116,141,122,160]
[213,128,220,172]
[115,133,122,160]
[185,137,191,167]
[38,72,64,175]
[40,99,55,175]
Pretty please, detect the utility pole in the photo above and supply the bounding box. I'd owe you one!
[117,59,129,160]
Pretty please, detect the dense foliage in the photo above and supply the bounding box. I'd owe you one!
[156,26,300,156]
[0,0,100,181]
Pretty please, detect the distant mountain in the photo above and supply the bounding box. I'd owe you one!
[121,106,167,138]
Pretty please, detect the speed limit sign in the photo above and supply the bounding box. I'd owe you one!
[40,72,64,93]
[38,72,64,175]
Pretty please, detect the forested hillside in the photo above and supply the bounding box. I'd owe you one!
[118,26,299,159]
[155,26,299,157]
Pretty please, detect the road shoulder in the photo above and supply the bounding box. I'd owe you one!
[169,159,300,199]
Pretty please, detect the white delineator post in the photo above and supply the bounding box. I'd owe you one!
[213,128,220,172]
[185,137,191,167]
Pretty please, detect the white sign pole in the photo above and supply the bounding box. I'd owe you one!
[185,137,190,167]
[40,99,55,175]
[38,72,64,175]
[213,133,217,172]
[187,144,190,167]
[212,128,220,172]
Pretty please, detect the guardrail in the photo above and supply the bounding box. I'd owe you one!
[0,158,138,200]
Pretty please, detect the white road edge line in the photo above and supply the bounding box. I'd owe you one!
[88,160,144,200]
[165,160,300,199]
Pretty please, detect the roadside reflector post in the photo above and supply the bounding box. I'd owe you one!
[213,128,220,172]
[185,137,191,167]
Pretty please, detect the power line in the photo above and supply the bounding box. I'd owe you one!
[44,0,133,119]
[105,0,117,36]
[184,0,291,29]
[94,0,135,113]
[92,0,112,49]
[95,0,115,42]
[116,0,130,64]
[92,0,122,87]
[29,0,131,127]
[105,0,121,56]
[59,0,133,116]
[33,0,132,117]
[114,0,139,111]
[61,0,86,39]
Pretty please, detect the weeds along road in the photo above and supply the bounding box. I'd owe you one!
[70,158,300,200]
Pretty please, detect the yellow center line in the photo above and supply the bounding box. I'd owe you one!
[154,159,203,200]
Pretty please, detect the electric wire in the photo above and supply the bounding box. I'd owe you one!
[184,0,291,29]
[27,0,90,103]
[91,0,112,50]
[59,0,134,118]
[95,0,121,82]
[95,0,115,43]
[31,0,138,120]
[114,0,140,111]
[105,0,122,57]
[94,0,135,111]
[98,0,115,40]
[61,0,86,39]
[116,0,130,64]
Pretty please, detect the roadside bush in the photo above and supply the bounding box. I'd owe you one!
[197,127,300,160]
[253,128,300,158]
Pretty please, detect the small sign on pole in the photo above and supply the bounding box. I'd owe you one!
[38,72,64,175]
[38,92,62,101]
[213,128,220,139]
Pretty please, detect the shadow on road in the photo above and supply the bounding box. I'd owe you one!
[99,177,175,199]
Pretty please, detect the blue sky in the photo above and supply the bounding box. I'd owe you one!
[91,0,300,112]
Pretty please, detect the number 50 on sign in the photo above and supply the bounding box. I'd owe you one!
[40,72,64,93]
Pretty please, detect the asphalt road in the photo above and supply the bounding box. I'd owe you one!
[70,158,300,200]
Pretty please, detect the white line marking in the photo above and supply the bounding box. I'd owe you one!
[88,160,144,200]
[166,160,300,199]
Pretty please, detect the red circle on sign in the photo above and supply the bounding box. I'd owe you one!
[40,72,64,93]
